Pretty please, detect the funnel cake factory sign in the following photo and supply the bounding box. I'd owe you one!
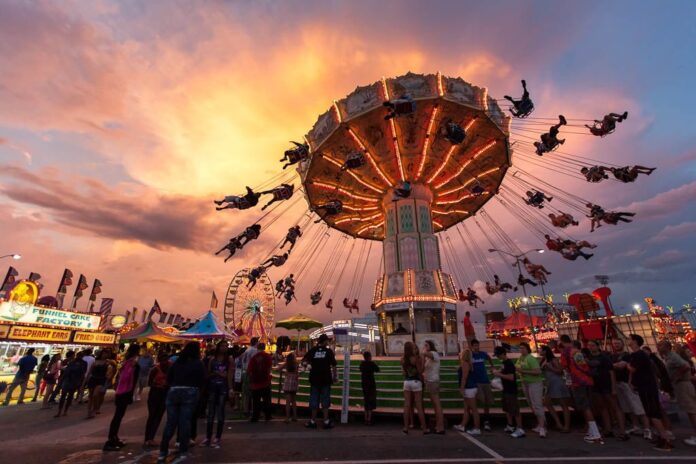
[0,281,101,330]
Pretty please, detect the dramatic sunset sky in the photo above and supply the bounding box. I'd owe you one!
[1,1,695,326]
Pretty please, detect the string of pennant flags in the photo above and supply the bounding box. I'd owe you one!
[1,265,201,329]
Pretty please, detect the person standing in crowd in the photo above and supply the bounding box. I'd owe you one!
[586,340,628,440]
[231,346,244,413]
[144,352,171,447]
[77,348,95,404]
[470,339,494,431]
[55,351,87,417]
[400,341,427,434]
[248,342,273,422]
[241,337,259,417]
[463,311,476,346]
[422,340,445,434]
[136,349,155,402]
[86,349,110,418]
[303,334,337,430]
[494,346,525,438]
[539,345,571,432]
[455,344,481,435]
[158,342,206,462]
[205,341,233,447]
[32,354,50,402]
[658,340,696,446]
[560,335,602,443]
[611,338,651,438]
[627,334,672,451]
[516,342,546,438]
[282,352,300,423]
[41,353,62,409]
[104,344,141,451]
[2,347,37,406]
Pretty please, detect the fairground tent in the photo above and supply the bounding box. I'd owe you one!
[181,310,234,339]
[120,320,187,343]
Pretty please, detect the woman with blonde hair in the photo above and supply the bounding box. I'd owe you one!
[455,343,481,435]
[401,341,427,434]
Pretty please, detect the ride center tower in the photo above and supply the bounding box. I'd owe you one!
[298,72,511,355]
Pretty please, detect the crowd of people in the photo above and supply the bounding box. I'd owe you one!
[3,330,696,458]
[392,333,696,452]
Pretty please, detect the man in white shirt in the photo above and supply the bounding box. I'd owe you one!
[78,348,96,403]
[240,337,259,416]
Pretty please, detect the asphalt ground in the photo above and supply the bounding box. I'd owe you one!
[2,390,696,464]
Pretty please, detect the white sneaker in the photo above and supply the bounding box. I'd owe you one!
[626,426,640,436]
[504,425,516,434]
[511,428,526,438]
[665,430,675,441]
[532,426,542,434]
[453,424,466,433]
[483,421,492,432]
[584,434,603,443]
[466,428,482,436]
[684,436,696,446]
[643,429,653,441]
[539,427,547,438]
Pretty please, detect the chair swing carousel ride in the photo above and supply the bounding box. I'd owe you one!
[215,72,654,352]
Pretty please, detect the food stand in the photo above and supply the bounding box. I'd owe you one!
[0,280,116,389]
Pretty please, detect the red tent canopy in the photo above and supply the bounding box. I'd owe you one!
[488,312,545,332]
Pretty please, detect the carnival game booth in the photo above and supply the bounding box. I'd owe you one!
[181,311,235,340]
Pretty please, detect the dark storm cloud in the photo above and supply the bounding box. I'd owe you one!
[0,164,227,252]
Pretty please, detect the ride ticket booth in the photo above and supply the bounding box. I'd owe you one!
[0,280,116,399]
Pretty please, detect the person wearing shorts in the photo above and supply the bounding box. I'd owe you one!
[611,338,650,437]
[454,345,480,435]
[560,336,602,443]
[302,334,337,429]
[516,342,546,438]
[401,341,427,434]
[628,334,672,451]
[359,351,379,425]
[470,339,495,431]
[422,340,445,434]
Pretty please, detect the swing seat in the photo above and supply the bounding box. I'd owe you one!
[514,101,534,118]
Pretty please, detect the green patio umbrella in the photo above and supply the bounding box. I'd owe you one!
[275,313,323,351]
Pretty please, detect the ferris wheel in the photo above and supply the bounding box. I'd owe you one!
[224,268,276,342]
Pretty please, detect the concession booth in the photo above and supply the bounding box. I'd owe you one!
[0,280,116,382]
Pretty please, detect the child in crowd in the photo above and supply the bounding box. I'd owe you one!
[360,351,380,425]
[282,352,299,423]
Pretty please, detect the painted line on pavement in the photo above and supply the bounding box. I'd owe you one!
[203,458,696,464]
[455,430,504,460]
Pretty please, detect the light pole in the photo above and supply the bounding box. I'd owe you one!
[0,254,21,260]
[488,248,544,347]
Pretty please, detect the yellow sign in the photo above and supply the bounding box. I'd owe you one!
[0,302,101,330]
[2,280,40,322]
[110,315,127,329]
[0,324,9,339]
[8,326,71,342]
[73,331,116,345]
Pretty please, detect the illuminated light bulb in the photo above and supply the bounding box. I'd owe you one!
[415,106,439,180]
[481,87,489,112]
[318,155,383,193]
[388,118,406,182]
[347,128,394,187]
[433,219,444,229]
[333,217,360,225]
[436,71,444,97]
[310,181,380,202]
[432,209,469,216]
[437,168,500,196]
[434,140,497,189]
[427,145,457,184]
[333,100,343,123]
[342,204,380,212]
[381,76,390,101]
